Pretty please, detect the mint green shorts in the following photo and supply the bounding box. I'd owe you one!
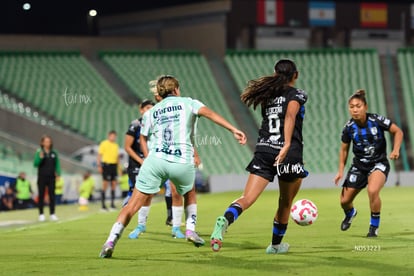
[135,154,195,195]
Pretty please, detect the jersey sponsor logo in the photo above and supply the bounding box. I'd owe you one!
[294,89,307,103]
[155,146,182,157]
[296,88,307,94]
[295,93,306,101]
[256,141,283,149]
[153,105,183,119]
[271,96,286,105]
[364,145,375,157]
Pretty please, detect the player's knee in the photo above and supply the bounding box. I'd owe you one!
[367,188,380,199]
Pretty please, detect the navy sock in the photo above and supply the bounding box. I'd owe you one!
[165,196,172,220]
[272,220,288,245]
[224,203,243,225]
[345,207,355,217]
[370,212,380,228]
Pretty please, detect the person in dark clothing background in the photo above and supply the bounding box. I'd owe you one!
[34,134,61,222]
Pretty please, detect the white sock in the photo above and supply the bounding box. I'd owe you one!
[172,206,184,228]
[186,204,197,231]
[138,206,151,225]
[106,222,124,244]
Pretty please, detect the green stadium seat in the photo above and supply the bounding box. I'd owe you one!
[101,51,253,176]
[397,49,414,158]
[225,49,389,173]
[0,51,136,144]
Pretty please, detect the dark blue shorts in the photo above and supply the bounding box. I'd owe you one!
[342,160,390,189]
[127,166,140,187]
[246,152,308,182]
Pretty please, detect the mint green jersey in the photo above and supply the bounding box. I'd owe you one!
[141,96,204,164]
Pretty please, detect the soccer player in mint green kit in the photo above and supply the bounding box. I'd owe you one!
[100,75,247,258]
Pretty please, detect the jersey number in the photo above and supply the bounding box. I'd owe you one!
[268,114,281,141]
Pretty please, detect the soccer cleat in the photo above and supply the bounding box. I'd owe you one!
[50,214,59,221]
[186,230,205,247]
[39,214,46,222]
[171,226,185,239]
[165,218,173,227]
[38,214,46,222]
[341,209,357,231]
[210,216,228,252]
[99,241,114,258]
[265,243,290,254]
[128,224,146,239]
[367,225,379,238]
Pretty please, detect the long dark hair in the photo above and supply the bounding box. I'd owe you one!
[241,59,298,109]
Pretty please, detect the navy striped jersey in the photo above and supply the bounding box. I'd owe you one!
[125,118,144,168]
[341,113,392,165]
[256,86,307,156]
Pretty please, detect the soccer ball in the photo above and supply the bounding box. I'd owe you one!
[290,199,318,226]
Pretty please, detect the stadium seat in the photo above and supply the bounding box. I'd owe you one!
[225,49,389,173]
[101,50,253,176]
[0,51,136,144]
[397,49,414,156]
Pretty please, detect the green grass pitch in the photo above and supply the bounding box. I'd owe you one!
[0,186,413,275]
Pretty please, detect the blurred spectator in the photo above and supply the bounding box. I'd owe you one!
[97,130,119,211]
[1,186,16,211]
[78,171,95,211]
[55,176,64,205]
[34,134,61,221]
[15,172,34,209]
